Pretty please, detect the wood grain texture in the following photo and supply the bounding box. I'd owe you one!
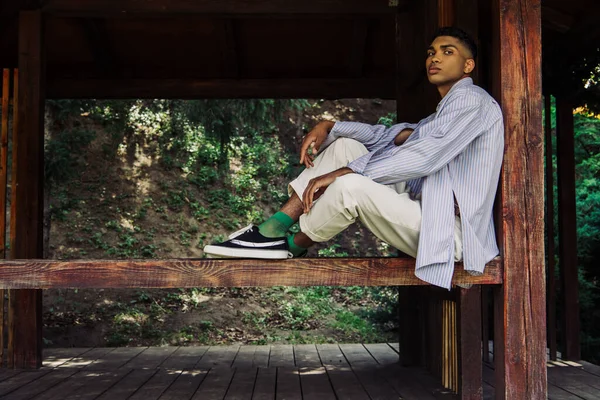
[491,0,547,398]
[555,97,581,361]
[544,95,557,361]
[458,286,483,399]
[42,0,403,16]
[8,10,45,370]
[0,257,502,289]
[46,78,397,100]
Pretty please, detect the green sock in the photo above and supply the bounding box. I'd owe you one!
[258,211,294,238]
[287,234,308,257]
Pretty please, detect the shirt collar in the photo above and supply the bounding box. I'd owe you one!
[436,77,473,112]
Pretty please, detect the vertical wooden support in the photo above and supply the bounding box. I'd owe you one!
[8,11,45,369]
[555,97,580,361]
[395,0,438,367]
[481,288,490,363]
[544,95,557,361]
[458,286,483,399]
[490,0,547,398]
[0,68,11,368]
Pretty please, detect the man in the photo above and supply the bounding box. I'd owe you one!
[204,27,504,289]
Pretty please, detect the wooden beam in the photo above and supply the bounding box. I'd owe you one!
[347,19,369,78]
[9,10,45,370]
[220,20,239,78]
[46,78,397,99]
[0,69,9,259]
[43,0,403,16]
[0,258,502,289]
[457,286,483,399]
[80,18,118,77]
[555,97,580,361]
[544,94,557,361]
[490,0,547,398]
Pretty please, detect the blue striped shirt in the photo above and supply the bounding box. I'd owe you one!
[320,78,504,289]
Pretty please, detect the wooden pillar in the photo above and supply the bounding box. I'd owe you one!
[544,95,557,361]
[395,0,438,367]
[555,97,580,361]
[8,10,45,369]
[490,0,547,398]
[457,286,482,399]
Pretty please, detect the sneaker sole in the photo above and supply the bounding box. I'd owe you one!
[203,245,289,259]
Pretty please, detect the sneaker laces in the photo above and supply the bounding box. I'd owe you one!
[228,224,254,239]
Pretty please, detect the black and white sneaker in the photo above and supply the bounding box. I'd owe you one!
[203,225,289,259]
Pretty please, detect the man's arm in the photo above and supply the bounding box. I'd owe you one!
[300,120,416,168]
[348,94,496,184]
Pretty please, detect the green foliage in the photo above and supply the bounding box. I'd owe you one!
[377,112,397,128]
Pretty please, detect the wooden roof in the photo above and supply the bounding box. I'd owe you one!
[0,0,599,99]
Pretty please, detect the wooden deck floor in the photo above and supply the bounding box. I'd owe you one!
[0,344,597,399]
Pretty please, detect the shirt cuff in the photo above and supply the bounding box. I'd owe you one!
[347,152,373,175]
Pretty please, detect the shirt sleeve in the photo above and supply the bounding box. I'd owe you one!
[348,93,488,184]
[319,121,417,152]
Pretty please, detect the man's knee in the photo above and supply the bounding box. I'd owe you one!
[326,137,368,157]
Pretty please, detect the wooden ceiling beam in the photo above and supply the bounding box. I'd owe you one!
[220,20,239,79]
[541,6,574,33]
[46,77,397,99]
[42,0,406,16]
[80,18,118,77]
[347,19,370,78]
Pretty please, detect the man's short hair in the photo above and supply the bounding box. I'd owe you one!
[432,27,477,60]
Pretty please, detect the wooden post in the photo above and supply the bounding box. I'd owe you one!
[395,0,438,367]
[8,11,45,369]
[490,0,547,398]
[544,94,557,361]
[555,97,580,361]
[0,68,11,368]
[457,286,482,399]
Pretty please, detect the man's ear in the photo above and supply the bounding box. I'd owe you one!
[464,59,475,74]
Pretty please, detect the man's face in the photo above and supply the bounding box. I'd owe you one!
[425,36,474,87]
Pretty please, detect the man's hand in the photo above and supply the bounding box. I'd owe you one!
[302,167,354,213]
[300,121,335,168]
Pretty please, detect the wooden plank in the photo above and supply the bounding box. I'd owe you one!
[269,345,295,368]
[95,369,158,400]
[85,347,146,370]
[193,367,235,400]
[577,361,600,378]
[316,344,348,367]
[0,68,10,260]
[0,257,503,289]
[43,0,402,16]
[544,94,558,361]
[8,9,45,370]
[60,369,132,399]
[43,347,94,368]
[350,365,401,400]
[159,369,209,400]
[379,363,438,400]
[555,97,581,361]
[127,368,182,400]
[252,345,271,368]
[276,367,301,400]
[0,368,78,400]
[490,0,547,398]
[339,344,378,367]
[121,346,178,369]
[252,367,276,400]
[293,344,321,368]
[457,286,483,399]
[299,366,336,400]
[220,20,239,79]
[347,19,369,77]
[26,370,105,400]
[325,365,370,400]
[46,78,397,100]
[363,343,399,365]
[160,346,209,369]
[547,365,600,400]
[196,345,240,368]
[225,367,258,400]
[547,362,600,391]
[58,347,117,369]
[232,345,258,369]
[0,370,52,397]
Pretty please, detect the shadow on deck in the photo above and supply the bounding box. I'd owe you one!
[0,344,598,399]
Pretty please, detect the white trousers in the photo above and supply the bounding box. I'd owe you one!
[288,138,463,261]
